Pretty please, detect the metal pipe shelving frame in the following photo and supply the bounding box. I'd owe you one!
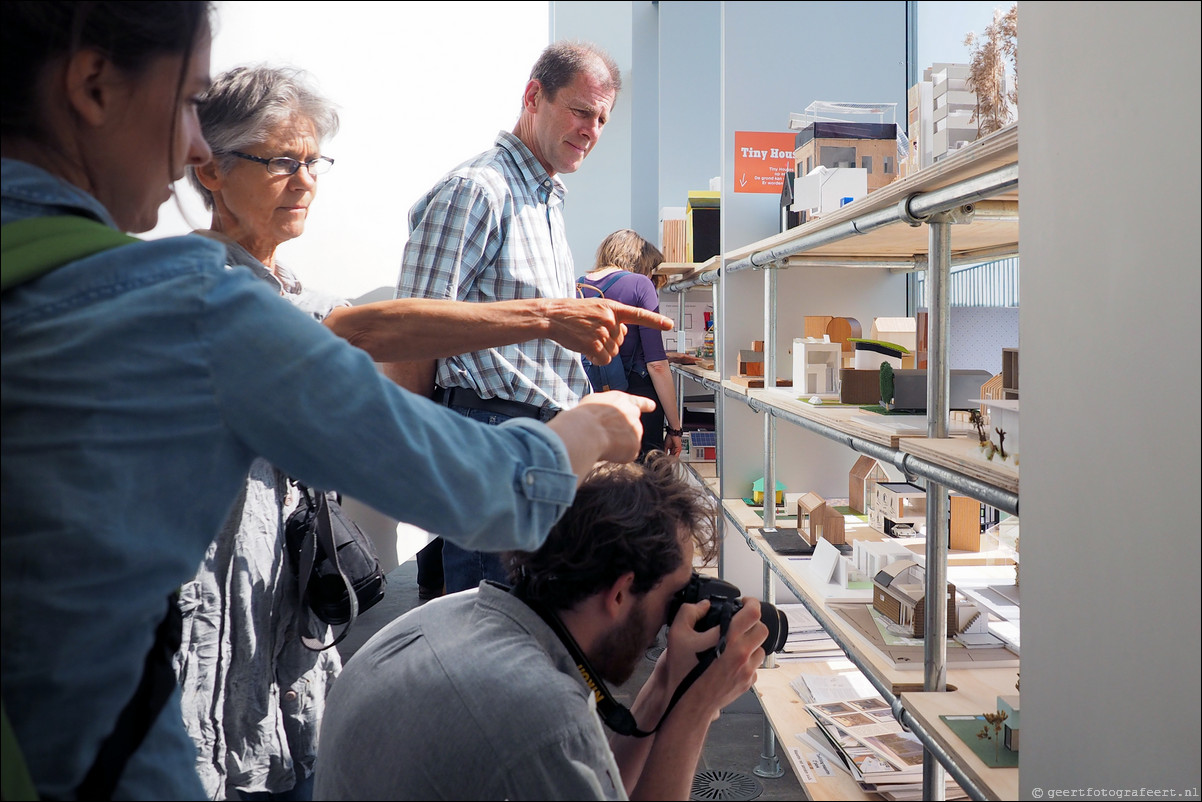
[666,153,1020,801]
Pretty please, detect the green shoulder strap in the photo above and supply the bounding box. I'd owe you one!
[2,215,138,292]
[2,698,39,801]
[1,213,137,801]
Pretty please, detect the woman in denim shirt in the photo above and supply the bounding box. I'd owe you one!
[1,3,652,799]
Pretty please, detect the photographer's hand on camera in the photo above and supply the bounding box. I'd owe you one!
[618,598,769,801]
[683,598,767,713]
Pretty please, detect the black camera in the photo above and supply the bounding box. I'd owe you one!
[668,572,789,657]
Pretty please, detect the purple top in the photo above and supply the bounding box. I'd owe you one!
[577,270,667,368]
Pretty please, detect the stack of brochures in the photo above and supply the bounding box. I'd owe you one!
[805,694,967,801]
[773,603,844,662]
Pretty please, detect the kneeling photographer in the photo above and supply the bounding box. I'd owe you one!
[315,452,781,801]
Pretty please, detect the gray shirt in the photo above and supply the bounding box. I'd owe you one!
[174,234,346,797]
[314,582,628,800]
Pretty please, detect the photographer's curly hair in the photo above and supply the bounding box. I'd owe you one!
[505,451,717,611]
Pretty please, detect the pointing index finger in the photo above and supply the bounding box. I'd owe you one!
[611,304,674,332]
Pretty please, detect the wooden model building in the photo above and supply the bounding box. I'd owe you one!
[737,341,764,377]
[872,559,957,638]
[848,455,889,514]
[796,492,845,546]
[731,339,791,388]
[805,315,863,367]
[979,372,1005,413]
[870,481,926,536]
[950,494,1002,552]
[839,367,882,404]
[1001,347,1019,400]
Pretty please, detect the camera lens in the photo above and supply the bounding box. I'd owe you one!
[759,601,789,654]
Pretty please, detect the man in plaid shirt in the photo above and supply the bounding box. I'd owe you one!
[387,41,640,594]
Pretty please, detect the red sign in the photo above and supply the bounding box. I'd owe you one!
[733,131,797,194]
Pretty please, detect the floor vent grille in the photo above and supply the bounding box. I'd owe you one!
[690,770,763,801]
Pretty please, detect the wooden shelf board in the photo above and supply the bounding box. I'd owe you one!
[901,684,1022,802]
[653,262,697,275]
[674,364,719,384]
[900,437,1019,496]
[755,387,922,449]
[660,254,720,285]
[747,387,1018,494]
[751,616,1020,802]
[753,660,880,801]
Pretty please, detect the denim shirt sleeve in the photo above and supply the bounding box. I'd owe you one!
[199,268,576,552]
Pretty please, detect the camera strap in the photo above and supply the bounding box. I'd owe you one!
[510,582,709,739]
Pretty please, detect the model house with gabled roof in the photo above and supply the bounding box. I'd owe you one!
[797,492,826,546]
[849,455,889,514]
[872,559,957,638]
[796,492,846,547]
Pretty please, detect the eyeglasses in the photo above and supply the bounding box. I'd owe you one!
[228,151,334,176]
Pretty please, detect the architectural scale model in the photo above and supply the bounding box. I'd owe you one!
[997,694,1020,752]
[869,481,927,536]
[796,492,845,546]
[792,338,842,399]
[752,477,786,507]
[853,539,913,579]
[848,455,888,515]
[731,339,790,388]
[871,559,957,638]
[950,494,1001,552]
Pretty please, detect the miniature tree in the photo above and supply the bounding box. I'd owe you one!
[969,409,990,446]
[964,4,1018,137]
[976,709,1009,763]
[879,362,895,409]
[994,428,1008,460]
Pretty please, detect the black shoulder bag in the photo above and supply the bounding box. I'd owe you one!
[284,483,387,651]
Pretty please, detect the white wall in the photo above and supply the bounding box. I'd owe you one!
[152,0,550,301]
[548,1,635,274]
[1020,2,1201,793]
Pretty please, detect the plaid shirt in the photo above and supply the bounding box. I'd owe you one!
[397,131,589,410]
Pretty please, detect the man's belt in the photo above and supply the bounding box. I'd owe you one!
[433,385,558,423]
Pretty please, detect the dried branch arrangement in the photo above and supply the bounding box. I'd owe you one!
[964,4,1018,136]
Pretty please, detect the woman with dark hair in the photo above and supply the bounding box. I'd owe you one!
[1,4,653,798]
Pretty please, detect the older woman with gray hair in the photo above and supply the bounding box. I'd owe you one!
[175,64,345,802]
